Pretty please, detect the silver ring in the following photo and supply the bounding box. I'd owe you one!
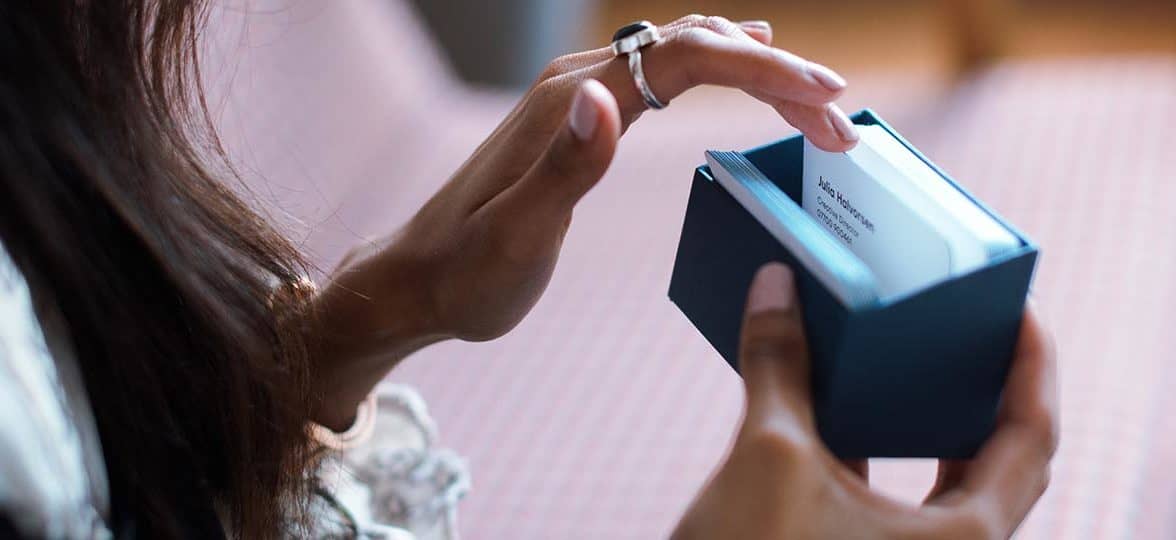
[611,21,666,110]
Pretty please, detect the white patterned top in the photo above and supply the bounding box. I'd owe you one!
[0,244,111,538]
[0,242,468,539]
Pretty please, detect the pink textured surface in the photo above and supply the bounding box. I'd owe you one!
[208,3,1176,538]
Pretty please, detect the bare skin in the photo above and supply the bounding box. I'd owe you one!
[308,15,859,429]
[300,15,1057,538]
[672,264,1057,539]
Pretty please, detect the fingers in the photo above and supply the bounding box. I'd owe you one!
[535,16,728,78]
[772,100,860,152]
[926,305,1059,530]
[649,16,842,104]
[599,27,843,113]
[527,16,852,154]
[500,79,622,220]
[533,20,773,84]
[998,304,1059,436]
[737,20,773,45]
[538,48,614,81]
[738,263,817,442]
[581,16,853,148]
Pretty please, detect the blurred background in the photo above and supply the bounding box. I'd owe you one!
[412,0,1175,88]
[205,1,1174,538]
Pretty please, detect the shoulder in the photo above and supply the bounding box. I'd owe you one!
[0,244,111,538]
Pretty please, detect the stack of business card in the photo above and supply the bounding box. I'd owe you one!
[705,126,1019,306]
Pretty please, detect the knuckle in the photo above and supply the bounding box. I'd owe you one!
[655,29,709,89]
[522,75,575,121]
[673,26,713,49]
[664,28,713,86]
[701,15,735,34]
[675,13,707,27]
[535,62,562,84]
[537,54,575,82]
[741,334,802,365]
[741,312,806,358]
[530,73,566,101]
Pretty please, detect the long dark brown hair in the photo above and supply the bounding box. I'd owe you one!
[0,1,319,536]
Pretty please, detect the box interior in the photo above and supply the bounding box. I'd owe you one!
[700,108,1035,308]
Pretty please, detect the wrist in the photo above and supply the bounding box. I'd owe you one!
[304,240,450,430]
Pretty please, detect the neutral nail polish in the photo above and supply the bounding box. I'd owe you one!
[569,84,598,142]
[739,20,771,31]
[807,62,847,92]
[747,263,795,314]
[829,107,860,143]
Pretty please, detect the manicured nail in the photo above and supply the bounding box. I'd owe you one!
[569,82,598,142]
[807,62,847,92]
[829,106,859,143]
[747,263,795,314]
[739,20,771,31]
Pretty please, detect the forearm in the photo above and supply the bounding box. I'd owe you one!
[303,242,450,431]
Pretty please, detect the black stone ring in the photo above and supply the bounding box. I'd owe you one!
[610,21,666,110]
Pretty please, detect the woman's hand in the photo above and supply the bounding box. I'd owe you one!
[672,263,1059,539]
[309,16,862,428]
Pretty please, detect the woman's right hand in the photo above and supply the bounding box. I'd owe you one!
[672,263,1058,539]
[307,15,860,429]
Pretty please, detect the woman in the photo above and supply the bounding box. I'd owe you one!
[0,1,1057,538]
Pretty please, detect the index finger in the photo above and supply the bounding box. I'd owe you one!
[933,304,1059,529]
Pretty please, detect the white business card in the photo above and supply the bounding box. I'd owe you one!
[803,138,953,299]
[853,125,1019,273]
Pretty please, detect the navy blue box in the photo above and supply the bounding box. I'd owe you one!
[668,109,1038,458]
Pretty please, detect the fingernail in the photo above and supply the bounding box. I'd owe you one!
[807,62,847,92]
[747,263,795,314]
[569,82,598,142]
[739,20,771,31]
[828,106,859,143]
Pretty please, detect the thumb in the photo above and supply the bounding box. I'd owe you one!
[738,263,817,440]
[512,79,621,219]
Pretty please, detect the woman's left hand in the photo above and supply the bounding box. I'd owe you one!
[672,265,1058,539]
[310,16,861,427]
